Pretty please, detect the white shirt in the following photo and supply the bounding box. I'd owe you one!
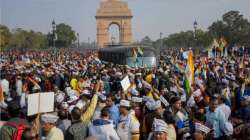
[216,103,231,120]
[16,79,22,96]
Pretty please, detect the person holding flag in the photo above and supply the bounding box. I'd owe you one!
[132,48,138,67]
[212,39,219,57]
[218,37,227,56]
[184,51,195,96]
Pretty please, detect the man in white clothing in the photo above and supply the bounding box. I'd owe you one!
[89,107,120,140]
[15,76,22,96]
[117,100,140,140]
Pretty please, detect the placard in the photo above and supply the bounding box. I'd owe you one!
[27,92,54,116]
[120,76,131,91]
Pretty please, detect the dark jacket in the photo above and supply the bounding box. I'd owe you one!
[64,120,87,140]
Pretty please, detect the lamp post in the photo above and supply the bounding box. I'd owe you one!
[159,32,163,63]
[160,32,163,49]
[76,33,80,48]
[88,37,90,48]
[52,20,57,60]
[193,20,198,48]
[52,20,56,48]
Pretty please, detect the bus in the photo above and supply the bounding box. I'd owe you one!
[98,45,158,68]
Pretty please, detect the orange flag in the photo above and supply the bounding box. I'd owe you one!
[0,84,4,102]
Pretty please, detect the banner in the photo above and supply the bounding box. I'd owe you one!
[120,76,131,92]
[27,92,54,116]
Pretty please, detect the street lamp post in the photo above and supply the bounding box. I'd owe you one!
[193,20,198,48]
[159,32,163,63]
[77,33,80,48]
[52,20,56,48]
[160,32,163,50]
[52,20,57,60]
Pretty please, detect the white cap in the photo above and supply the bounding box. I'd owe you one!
[145,99,155,110]
[75,100,86,110]
[81,90,90,95]
[193,89,202,97]
[153,100,162,110]
[56,93,65,103]
[131,97,143,103]
[67,95,78,103]
[146,99,161,110]
[120,100,130,107]
[41,114,59,124]
[96,92,106,101]
[152,118,168,133]
[67,89,78,97]
[115,72,122,77]
[131,88,139,96]
[195,122,211,134]
[135,73,142,76]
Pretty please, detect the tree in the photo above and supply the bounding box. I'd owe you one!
[161,30,212,49]
[55,23,76,47]
[8,28,47,49]
[208,10,250,46]
[141,36,153,46]
[0,25,11,50]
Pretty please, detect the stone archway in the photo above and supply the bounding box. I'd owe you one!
[96,0,133,48]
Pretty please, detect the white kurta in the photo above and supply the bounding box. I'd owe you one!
[16,80,22,96]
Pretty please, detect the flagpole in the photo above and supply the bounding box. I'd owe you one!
[215,46,217,58]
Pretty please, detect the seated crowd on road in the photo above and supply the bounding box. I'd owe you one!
[0,47,249,140]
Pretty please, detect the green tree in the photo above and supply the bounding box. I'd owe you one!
[0,25,11,50]
[9,28,47,49]
[141,36,153,46]
[154,30,212,49]
[55,23,76,47]
[209,10,250,46]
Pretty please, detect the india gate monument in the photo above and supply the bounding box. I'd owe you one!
[96,0,133,48]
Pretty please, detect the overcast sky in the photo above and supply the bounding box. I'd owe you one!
[1,0,250,42]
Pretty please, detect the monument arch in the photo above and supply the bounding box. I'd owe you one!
[96,0,133,48]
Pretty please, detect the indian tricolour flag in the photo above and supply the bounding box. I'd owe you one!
[184,51,194,95]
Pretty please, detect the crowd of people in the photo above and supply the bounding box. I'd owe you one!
[0,47,249,140]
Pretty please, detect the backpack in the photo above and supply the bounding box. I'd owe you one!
[5,121,28,140]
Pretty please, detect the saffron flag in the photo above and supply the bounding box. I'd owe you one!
[184,51,194,95]
[0,84,4,102]
[218,37,227,51]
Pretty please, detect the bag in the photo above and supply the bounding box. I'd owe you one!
[5,121,28,140]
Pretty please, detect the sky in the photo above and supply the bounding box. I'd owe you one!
[1,0,250,43]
